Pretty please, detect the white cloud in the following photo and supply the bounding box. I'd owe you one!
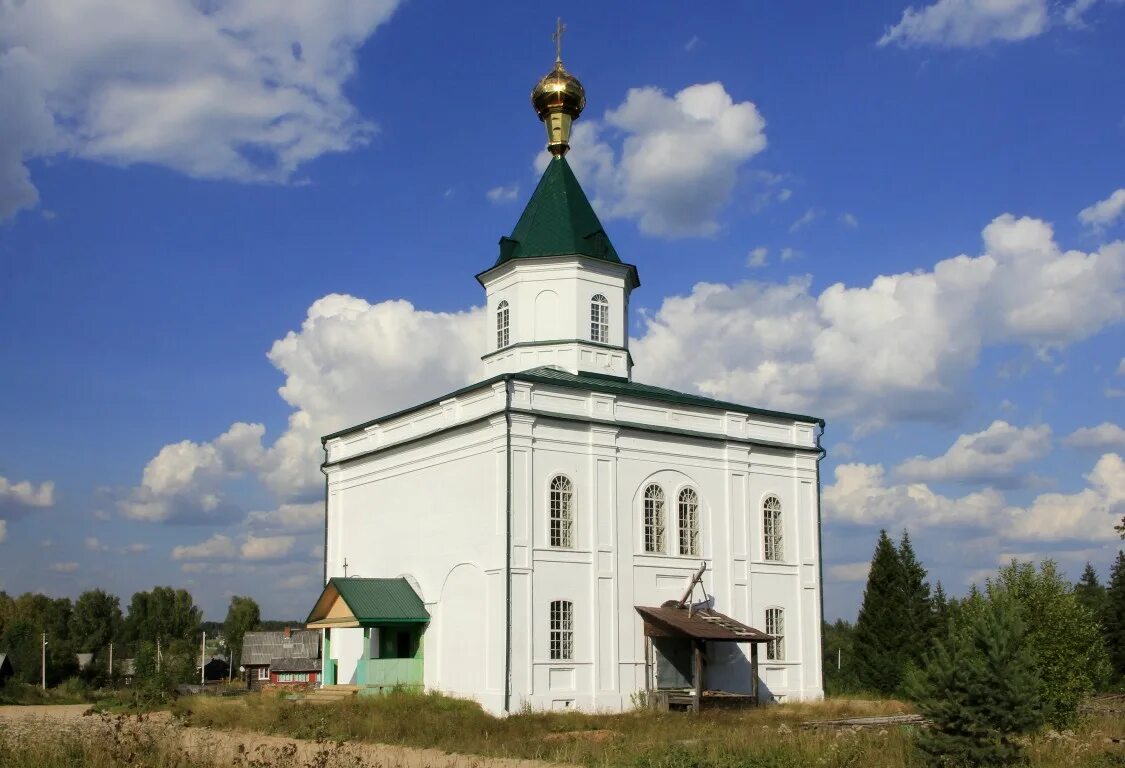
[84,536,109,552]
[878,0,1050,48]
[825,452,1125,543]
[1064,422,1125,451]
[777,188,793,202]
[747,247,769,268]
[560,82,767,237]
[172,534,237,561]
[0,520,6,543]
[0,475,55,509]
[48,562,80,574]
[1078,188,1125,231]
[241,534,296,561]
[839,212,859,229]
[280,573,316,590]
[780,247,799,262]
[0,0,400,221]
[1118,358,1125,376]
[895,420,1051,484]
[790,207,822,232]
[128,295,483,517]
[486,184,519,203]
[632,213,1125,431]
[247,502,323,533]
[827,562,871,582]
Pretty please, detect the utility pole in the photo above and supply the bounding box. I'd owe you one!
[108,642,114,682]
[41,633,47,690]
[156,638,162,672]
[837,647,841,670]
[201,631,206,685]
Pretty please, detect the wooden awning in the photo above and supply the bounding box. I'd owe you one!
[636,604,771,643]
[306,577,429,629]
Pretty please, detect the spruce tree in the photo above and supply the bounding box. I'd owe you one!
[907,596,1043,767]
[1074,562,1107,627]
[898,530,935,668]
[853,530,909,694]
[1106,551,1125,681]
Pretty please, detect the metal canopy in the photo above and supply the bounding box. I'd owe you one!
[636,604,772,643]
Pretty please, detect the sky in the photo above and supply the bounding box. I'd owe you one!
[0,0,1123,622]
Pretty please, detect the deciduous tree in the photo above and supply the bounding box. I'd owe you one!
[222,595,261,671]
[69,589,123,655]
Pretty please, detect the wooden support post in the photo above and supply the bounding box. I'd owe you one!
[750,642,760,706]
[692,640,703,714]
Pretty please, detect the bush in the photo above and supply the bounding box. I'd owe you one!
[907,596,1043,767]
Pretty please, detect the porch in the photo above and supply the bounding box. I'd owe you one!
[306,577,430,695]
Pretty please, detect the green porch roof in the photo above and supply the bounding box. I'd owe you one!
[306,577,429,627]
[494,156,620,266]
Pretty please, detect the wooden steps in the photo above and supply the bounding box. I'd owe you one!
[301,684,359,705]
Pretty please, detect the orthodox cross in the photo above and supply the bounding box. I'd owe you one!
[342,558,349,577]
[553,17,566,63]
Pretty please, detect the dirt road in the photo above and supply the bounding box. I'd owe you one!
[0,703,568,768]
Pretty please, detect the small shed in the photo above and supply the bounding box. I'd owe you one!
[636,602,772,712]
[268,656,322,686]
[241,629,320,690]
[0,653,13,686]
[199,656,230,682]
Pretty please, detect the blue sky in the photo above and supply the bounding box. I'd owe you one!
[1,0,1122,621]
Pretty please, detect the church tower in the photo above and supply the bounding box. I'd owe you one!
[477,34,640,380]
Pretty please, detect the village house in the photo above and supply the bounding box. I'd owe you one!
[240,628,321,690]
[306,50,825,714]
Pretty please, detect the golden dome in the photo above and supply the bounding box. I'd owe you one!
[531,60,586,123]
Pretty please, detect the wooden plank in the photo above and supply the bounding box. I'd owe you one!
[692,641,703,714]
[800,714,926,729]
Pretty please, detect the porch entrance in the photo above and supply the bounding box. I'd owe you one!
[306,577,430,694]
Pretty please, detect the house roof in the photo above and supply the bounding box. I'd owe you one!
[494,156,620,267]
[241,630,320,666]
[0,653,11,673]
[635,604,772,643]
[269,657,321,672]
[306,577,430,628]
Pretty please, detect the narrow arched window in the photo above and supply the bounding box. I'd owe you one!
[549,475,574,548]
[763,496,783,561]
[678,488,699,556]
[496,300,510,349]
[765,607,785,660]
[590,294,609,343]
[643,484,665,553]
[549,600,573,660]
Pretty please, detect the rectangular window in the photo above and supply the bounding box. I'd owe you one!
[257,667,269,681]
[763,497,783,561]
[550,600,573,660]
[766,608,785,661]
[590,297,609,343]
[643,485,665,553]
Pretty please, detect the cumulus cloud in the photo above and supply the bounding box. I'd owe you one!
[747,247,769,268]
[247,502,324,534]
[560,82,767,237]
[895,420,1051,485]
[172,534,237,561]
[0,0,400,221]
[825,452,1125,542]
[127,295,483,520]
[878,0,1050,48]
[84,536,109,552]
[1064,422,1125,451]
[1079,189,1125,231]
[486,184,519,203]
[632,213,1125,431]
[241,535,296,561]
[827,562,872,582]
[0,475,55,510]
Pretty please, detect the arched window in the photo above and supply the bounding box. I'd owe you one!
[496,300,510,349]
[643,484,665,553]
[549,600,573,660]
[590,294,609,343]
[765,607,785,660]
[549,475,574,548]
[763,496,783,561]
[678,488,699,556]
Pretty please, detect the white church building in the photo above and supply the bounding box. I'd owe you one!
[305,51,826,714]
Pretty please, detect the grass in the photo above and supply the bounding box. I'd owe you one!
[174,690,1125,768]
[0,679,97,705]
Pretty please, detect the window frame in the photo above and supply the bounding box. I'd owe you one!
[643,484,666,553]
[763,495,784,562]
[257,666,269,681]
[765,607,785,661]
[549,600,574,660]
[590,294,609,344]
[496,300,510,349]
[548,474,575,549]
[677,487,700,556]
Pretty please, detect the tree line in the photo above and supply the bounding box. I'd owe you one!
[0,587,268,688]
[824,528,1125,765]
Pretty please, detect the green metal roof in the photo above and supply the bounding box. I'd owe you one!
[319,577,429,624]
[516,367,825,427]
[494,156,620,266]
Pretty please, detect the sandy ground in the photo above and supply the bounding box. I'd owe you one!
[0,704,569,768]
